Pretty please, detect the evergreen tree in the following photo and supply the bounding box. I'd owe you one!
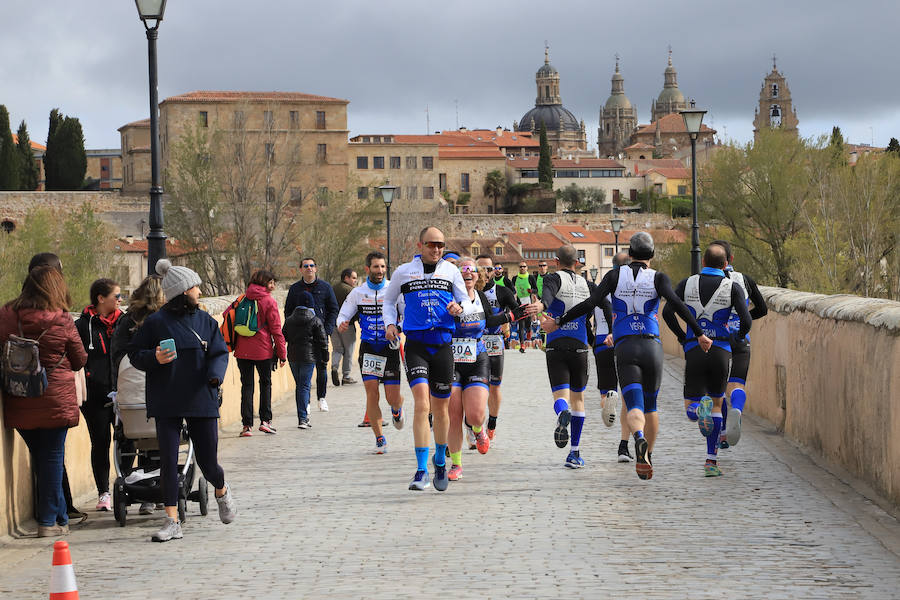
[886,137,900,154]
[0,105,21,190]
[538,122,553,188]
[829,126,844,150]
[16,121,40,190]
[44,108,86,190]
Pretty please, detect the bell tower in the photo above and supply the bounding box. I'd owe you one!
[753,55,799,139]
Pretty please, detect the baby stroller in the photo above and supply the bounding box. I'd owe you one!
[110,357,208,526]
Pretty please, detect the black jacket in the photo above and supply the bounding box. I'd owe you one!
[284,278,339,335]
[110,312,138,390]
[74,307,123,390]
[282,306,329,364]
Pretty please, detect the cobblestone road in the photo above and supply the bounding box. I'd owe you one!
[2,350,899,599]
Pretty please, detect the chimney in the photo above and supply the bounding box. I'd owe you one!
[496,126,503,136]
[125,235,134,244]
[575,155,580,164]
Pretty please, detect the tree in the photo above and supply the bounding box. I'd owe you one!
[886,137,900,154]
[483,169,507,213]
[0,105,21,190]
[16,121,40,190]
[44,109,86,190]
[558,184,605,213]
[538,122,553,188]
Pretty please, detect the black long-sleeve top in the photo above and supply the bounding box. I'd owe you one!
[662,274,752,343]
[730,271,768,320]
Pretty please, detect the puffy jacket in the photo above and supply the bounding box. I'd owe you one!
[0,306,88,430]
[75,306,123,390]
[284,278,338,335]
[282,306,328,364]
[233,284,287,361]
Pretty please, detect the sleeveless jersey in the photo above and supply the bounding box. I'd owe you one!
[611,265,660,342]
[482,286,503,335]
[453,291,488,355]
[593,295,612,345]
[683,274,734,351]
[546,271,590,345]
[726,270,750,342]
[535,273,545,298]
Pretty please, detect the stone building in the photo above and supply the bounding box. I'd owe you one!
[514,47,589,157]
[119,118,151,194]
[597,58,638,158]
[348,134,441,212]
[629,113,716,159]
[753,57,799,139]
[650,50,689,123]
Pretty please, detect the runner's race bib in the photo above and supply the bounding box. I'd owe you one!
[483,334,504,357]
[451,338,477,363]
[361,353,387,377]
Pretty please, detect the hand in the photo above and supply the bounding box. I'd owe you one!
[447,301,463,316]
[540,315,558,333]
[604,334,614,348]
[337,321,349,333]
[524,301,544,317]
[155,346,175,364]
[385,324,399,342]
[107,391,117,402]
[510,305,527,322]
[697,334,713,353]
[279,359,286,369]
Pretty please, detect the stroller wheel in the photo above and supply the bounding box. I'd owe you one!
[177,497,186,524]
[113,479,127,527]
[197,476,209,516]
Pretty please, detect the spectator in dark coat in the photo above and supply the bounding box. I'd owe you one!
[282,291,328,429]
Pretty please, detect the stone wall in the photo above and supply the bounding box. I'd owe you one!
[445,211,681,237]
[0,191,149,238]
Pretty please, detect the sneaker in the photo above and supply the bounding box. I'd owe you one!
[601,391,618,427]
[487,428,495,441]
[448,464,463,481]
[358,416,371,427]
[634,437,653,480]
[408,470,431,491]
[725,406,742,446]
[617,440,633,463]
[96,492,111,511]
[697,396,714,437]
[37,524,69,537]
[719,435,730,450]
[151,517,183,542]
[215,484,237,524]
[239,426,253,437]
[466,427,476,450]
[258,421,276,434]
[519,346,525,353]
[139,502,155,515]
[391,407,405,430]
[373,437,387,454]
[432,457,449,492]
[565,450,585,469]
[475,430,490,454]
[297,419,311,429]
[331,369,340,386]
[704,462,724,477]
[342,376,357,385]
[318,398,329,412]
[554,410,571,448]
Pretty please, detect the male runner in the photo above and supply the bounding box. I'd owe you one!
[663,244,752,476]
[512,261,537,352]
[543,233,711,479]
[336,252,404,454]
[492,264,512,289]
[383,227,472,491]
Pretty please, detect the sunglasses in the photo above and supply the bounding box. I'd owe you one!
[423,241,445,249]
[459,265,476,273]
[519,265,527,268]
[114,293,122,300]
[539,264,547,267]
[493,266,503,271]
[302,264,316,269]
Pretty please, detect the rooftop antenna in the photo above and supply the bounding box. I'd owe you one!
[426,105,430,135]
[455,99,459,130]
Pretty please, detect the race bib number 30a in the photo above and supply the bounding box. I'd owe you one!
[451,338,477,363]
[361,353,387,377]
[483,334,504,357]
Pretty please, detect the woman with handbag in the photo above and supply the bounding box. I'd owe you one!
[127,259,235,542]
[0,267,87,537]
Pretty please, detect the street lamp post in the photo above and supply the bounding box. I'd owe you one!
[681,104,707,275]
[135,0,168,275]
[378,184,396,276]
[610,217,624,253]
[589,265,598,282]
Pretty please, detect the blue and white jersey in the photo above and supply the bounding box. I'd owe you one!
[593,298,612,350]
[453,291,488,355]
[725,268,750,342]
[482,286,503,335]
[383,256,471,345]
[337,278,393,351]
[546,270,590,345]
[683,271,734,352]
[611,265,660,342]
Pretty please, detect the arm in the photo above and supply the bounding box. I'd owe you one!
[382,267,402,328]
[126,318,160,372]
[661,279,688,343]
[496,286,519,312]
[284,285,297,319]
[557,271,615,326]
[313,320,329,364]
[538,274,561,312]
[600,295,614,334]
[64,318,88,372]
[731,285,752,338]
[336,288,359,328]
[479,291,513,328]
[655,273,704,337]
[266,299,287,361]
[109,318,130,388]
[323,284,339,335]
[744,275,768,320]
[205,316,229,384]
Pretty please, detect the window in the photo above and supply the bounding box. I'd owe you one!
[289,111,299,129]
[373,156,385,169]
[771,83,779,98]
[521,169,539,178]
[471,245,480,255]
[406,156,417,169]
[316,111,326,129]
[357,156,368,169]
[199,111,208,127]
[290,187,303,205]
[494,246,503,256]
[358,187,369,199]
[570,232,585,238]
[407,186,417,200]
[265,143,275,161]
[423,186,434,199]
[460,173,470,192]
[770,104,782,127]
[265,186,276,203]
[439,173,447,192]
[677,185,688,195]
[422,156,434,170]
[605,247,614,257]
[233,111,245,129]
[317,144,327,162]
[263,110,274,128]
[390,156,401,169]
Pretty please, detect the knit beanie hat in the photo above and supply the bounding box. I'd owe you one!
[297,291,315,309]
[156,258,202,302]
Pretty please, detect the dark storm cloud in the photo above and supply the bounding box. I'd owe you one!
[1,0,897,148]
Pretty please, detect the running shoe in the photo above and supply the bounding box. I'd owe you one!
[215,484,237,524]
[725,406,742,446]
[258,421,276,434]
[466,427,476,450]
[331,369,340,386]
[601,391,618,427]
[634,437,653,480]
[554,409,571,448]
[373,437,387,454]
[475,430,490,454]
[617,440,633,463]
[704,462,723,477]
[298,419,311,429]
[432,456,449,492]
[358,417,371,427]
[719,435,730,450]
[408,469,431,491]
[697,396,714,438]
[318,398,329,412]
[139,502,155,515]
[565,450,585,469]
[448,464,463,481]
[96,492,111,511]
[487,428,495,441]
[342,376,358,385]
[151,517,183,542]
[239,426,253,437]
[391,407,405,430]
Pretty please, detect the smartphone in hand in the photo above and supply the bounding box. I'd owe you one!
[159,338,177,360]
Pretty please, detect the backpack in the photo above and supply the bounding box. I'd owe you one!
[1,320,66,398]
[233,296,259,337]
[220,294,242,352]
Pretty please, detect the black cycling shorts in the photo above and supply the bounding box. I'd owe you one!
[683,345,731,399]
[728,337,751,384]
[357,341,401,385]
[615,337,663,412]
[546,347,589,393]
[593,345,618,393]
[488,353,504,386]
[403,339,453,399]
[453,352,490,390]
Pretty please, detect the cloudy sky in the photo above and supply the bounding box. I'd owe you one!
[2,0,897,151]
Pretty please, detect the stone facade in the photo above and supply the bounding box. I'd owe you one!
[650,50,689,123]
[445,211,681,238]
[119,118,151,194]
[630,113,716,159]
[597,58,638,158]
[439,153,508,214]
[348,136,443,212]
[753,58,799,139]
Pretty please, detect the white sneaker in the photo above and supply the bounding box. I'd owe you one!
[318,399,329,412]
[725,406,742,446]
[139,502,155,515]
[151,517,183,542]
[601,391,618,427]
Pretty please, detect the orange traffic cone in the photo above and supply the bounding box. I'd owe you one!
[49,541,79,599]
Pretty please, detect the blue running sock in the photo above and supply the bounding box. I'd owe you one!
[686,401,700,421]
[570,411,585,450]
[707,413,723,459]
[415,447,429,472]
[553,398,570,415]
[434,444,447,467]
[730,389,747,412]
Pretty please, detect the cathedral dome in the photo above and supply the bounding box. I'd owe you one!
[657,86,685,105]
[537,62,558,77]
[605,62,633,110]
[516,105,581,132]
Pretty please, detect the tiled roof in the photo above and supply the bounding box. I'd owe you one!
[645,167,691,179]
[446,129,540,148]
[439,147,506,159]
[11,134,45,151]
[162,90,348,104]
[110,238,192,257]
[504,231,563,250]
[633,112,716,136]
[507,157,624,169]
[118,118,150,130]
[393,134,497,147]
[631,159,684,173]
[549,225,610,243]
[624,142,655,150]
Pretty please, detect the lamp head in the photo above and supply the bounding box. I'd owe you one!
[610,217,624,234]
[378,184,396,207]
[135,0,167,30]
[680,107,707,139]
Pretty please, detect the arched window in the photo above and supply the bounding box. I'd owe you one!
[770,105,782,127]
[771,83,779,98]
[545,85,550,98]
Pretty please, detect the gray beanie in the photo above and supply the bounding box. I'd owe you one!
[155,258,202,301]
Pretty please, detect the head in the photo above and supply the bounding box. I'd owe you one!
[475,253,493,279]
[300,257,317,283]
[9,266,71,312]
[458,257,487,291]
[89,278,121,316]
[417,226,445,264]
[537,260,549,275]
[250,269,277,292]
[126,275,165,325]
[612,251,630,268]
[628,232,655,262]
[710,239,733,266]
[517,261,528,276]
[556,245,579,270]
[340,268,358,287]
[156,259,202,305]
[493,263,504,279]
[442,251,460,266]
[702,244,728,270]
[28,252,63,273]
[365,252,387,284]
[297,291,315,310]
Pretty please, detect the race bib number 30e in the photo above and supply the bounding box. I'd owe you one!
[451,338,477,363]
[483,334,504,357]
[361,353,387,377]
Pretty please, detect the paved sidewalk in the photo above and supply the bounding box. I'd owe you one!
[1,350,899,599]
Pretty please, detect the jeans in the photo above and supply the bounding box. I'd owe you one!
[330,327,357,379]
[290,361,315,422]
[19,427,68,527]
[155,417,225,507]
[237,357,273,426]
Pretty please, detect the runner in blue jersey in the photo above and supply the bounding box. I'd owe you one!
[336,252,404,455]
[663,244,752,477]
[544,233,711,480]
[383,226,473,492]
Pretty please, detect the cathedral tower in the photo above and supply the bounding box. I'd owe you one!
[598,56,638,158]
[650,49,688,123]
[753,56,799,139]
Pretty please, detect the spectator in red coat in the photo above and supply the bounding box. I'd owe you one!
[234,269,287,437]
[0,267,87,537]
